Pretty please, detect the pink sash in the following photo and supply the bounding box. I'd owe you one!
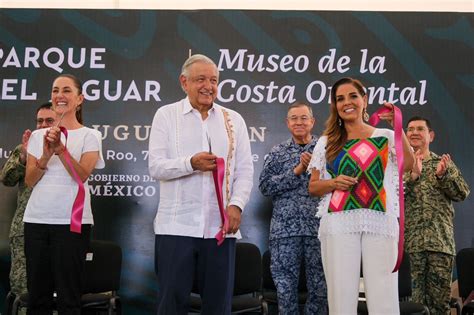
[213,157,229,245]
[59,127,86,234]
[368,106,404,272]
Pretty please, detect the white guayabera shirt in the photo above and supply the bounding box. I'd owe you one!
[148,97,253,239]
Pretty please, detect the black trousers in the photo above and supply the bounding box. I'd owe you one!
[24,223,91,315]
[155,235,236,315]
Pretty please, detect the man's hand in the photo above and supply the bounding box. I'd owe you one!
[191,152,218,171]
[225,205,242,234]
[20,129,32,164]
[411,150,423,180]
[436,154,451,178]
[294,152,312,175]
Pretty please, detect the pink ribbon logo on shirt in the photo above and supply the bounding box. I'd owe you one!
[212,157,229,245]
[60,126,85,234]
[368,105,404,273]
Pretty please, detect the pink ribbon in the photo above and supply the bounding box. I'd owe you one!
[59,127,85,234]
[213,157,229,245]
[368,105,404,272]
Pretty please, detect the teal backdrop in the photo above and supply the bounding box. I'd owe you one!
[0,9,472,313]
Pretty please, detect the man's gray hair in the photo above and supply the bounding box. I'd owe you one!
[287,101,313,117]
[181,54,217,78]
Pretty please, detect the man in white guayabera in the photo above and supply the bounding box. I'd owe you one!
[148,54,253,315]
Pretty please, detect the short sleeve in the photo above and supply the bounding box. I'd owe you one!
[374,128,400,217]
[308,136,327,172]
[83,129,105,169]
[382,129,398,171]
[385,129,396,156]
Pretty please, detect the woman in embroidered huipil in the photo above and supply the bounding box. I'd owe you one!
[308,77,414,315]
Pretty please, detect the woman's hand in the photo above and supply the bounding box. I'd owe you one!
[377,102,395,127]
[378,101,415,172]
[333,174,358,191]
[44,126,65,155]
[42,132,55,159]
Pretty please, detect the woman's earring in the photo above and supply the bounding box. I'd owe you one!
[363,109,369,122]
[338,118,342,126]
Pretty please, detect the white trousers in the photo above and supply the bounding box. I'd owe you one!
[320,233,400,315]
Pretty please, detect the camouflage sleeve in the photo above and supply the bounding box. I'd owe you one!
[403,171,419,195]
[436,161,470,202]
[0,144,25,187]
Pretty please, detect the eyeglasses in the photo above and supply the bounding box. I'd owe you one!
[36,118,55,125]
[406,126,430,133]
[287,115,312,123]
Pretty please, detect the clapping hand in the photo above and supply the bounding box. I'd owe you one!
[410,150,423,180]
[436,154,451,178]
[20,129,32,163]
[294,152,312,176]
[43,126,62,157]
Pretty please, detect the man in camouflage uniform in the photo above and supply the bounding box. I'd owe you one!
[404,116,470,315]
[1,102,55,297]
[259,102,327,315]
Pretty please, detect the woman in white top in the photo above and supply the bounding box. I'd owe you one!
[24,74,104,314]
[308,77,413,315]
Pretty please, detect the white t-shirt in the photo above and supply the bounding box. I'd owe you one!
[308,128,400,239]
[24,127,105,225]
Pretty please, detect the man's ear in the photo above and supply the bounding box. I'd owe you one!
[179,74,187,91]
[429,130,435,143]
